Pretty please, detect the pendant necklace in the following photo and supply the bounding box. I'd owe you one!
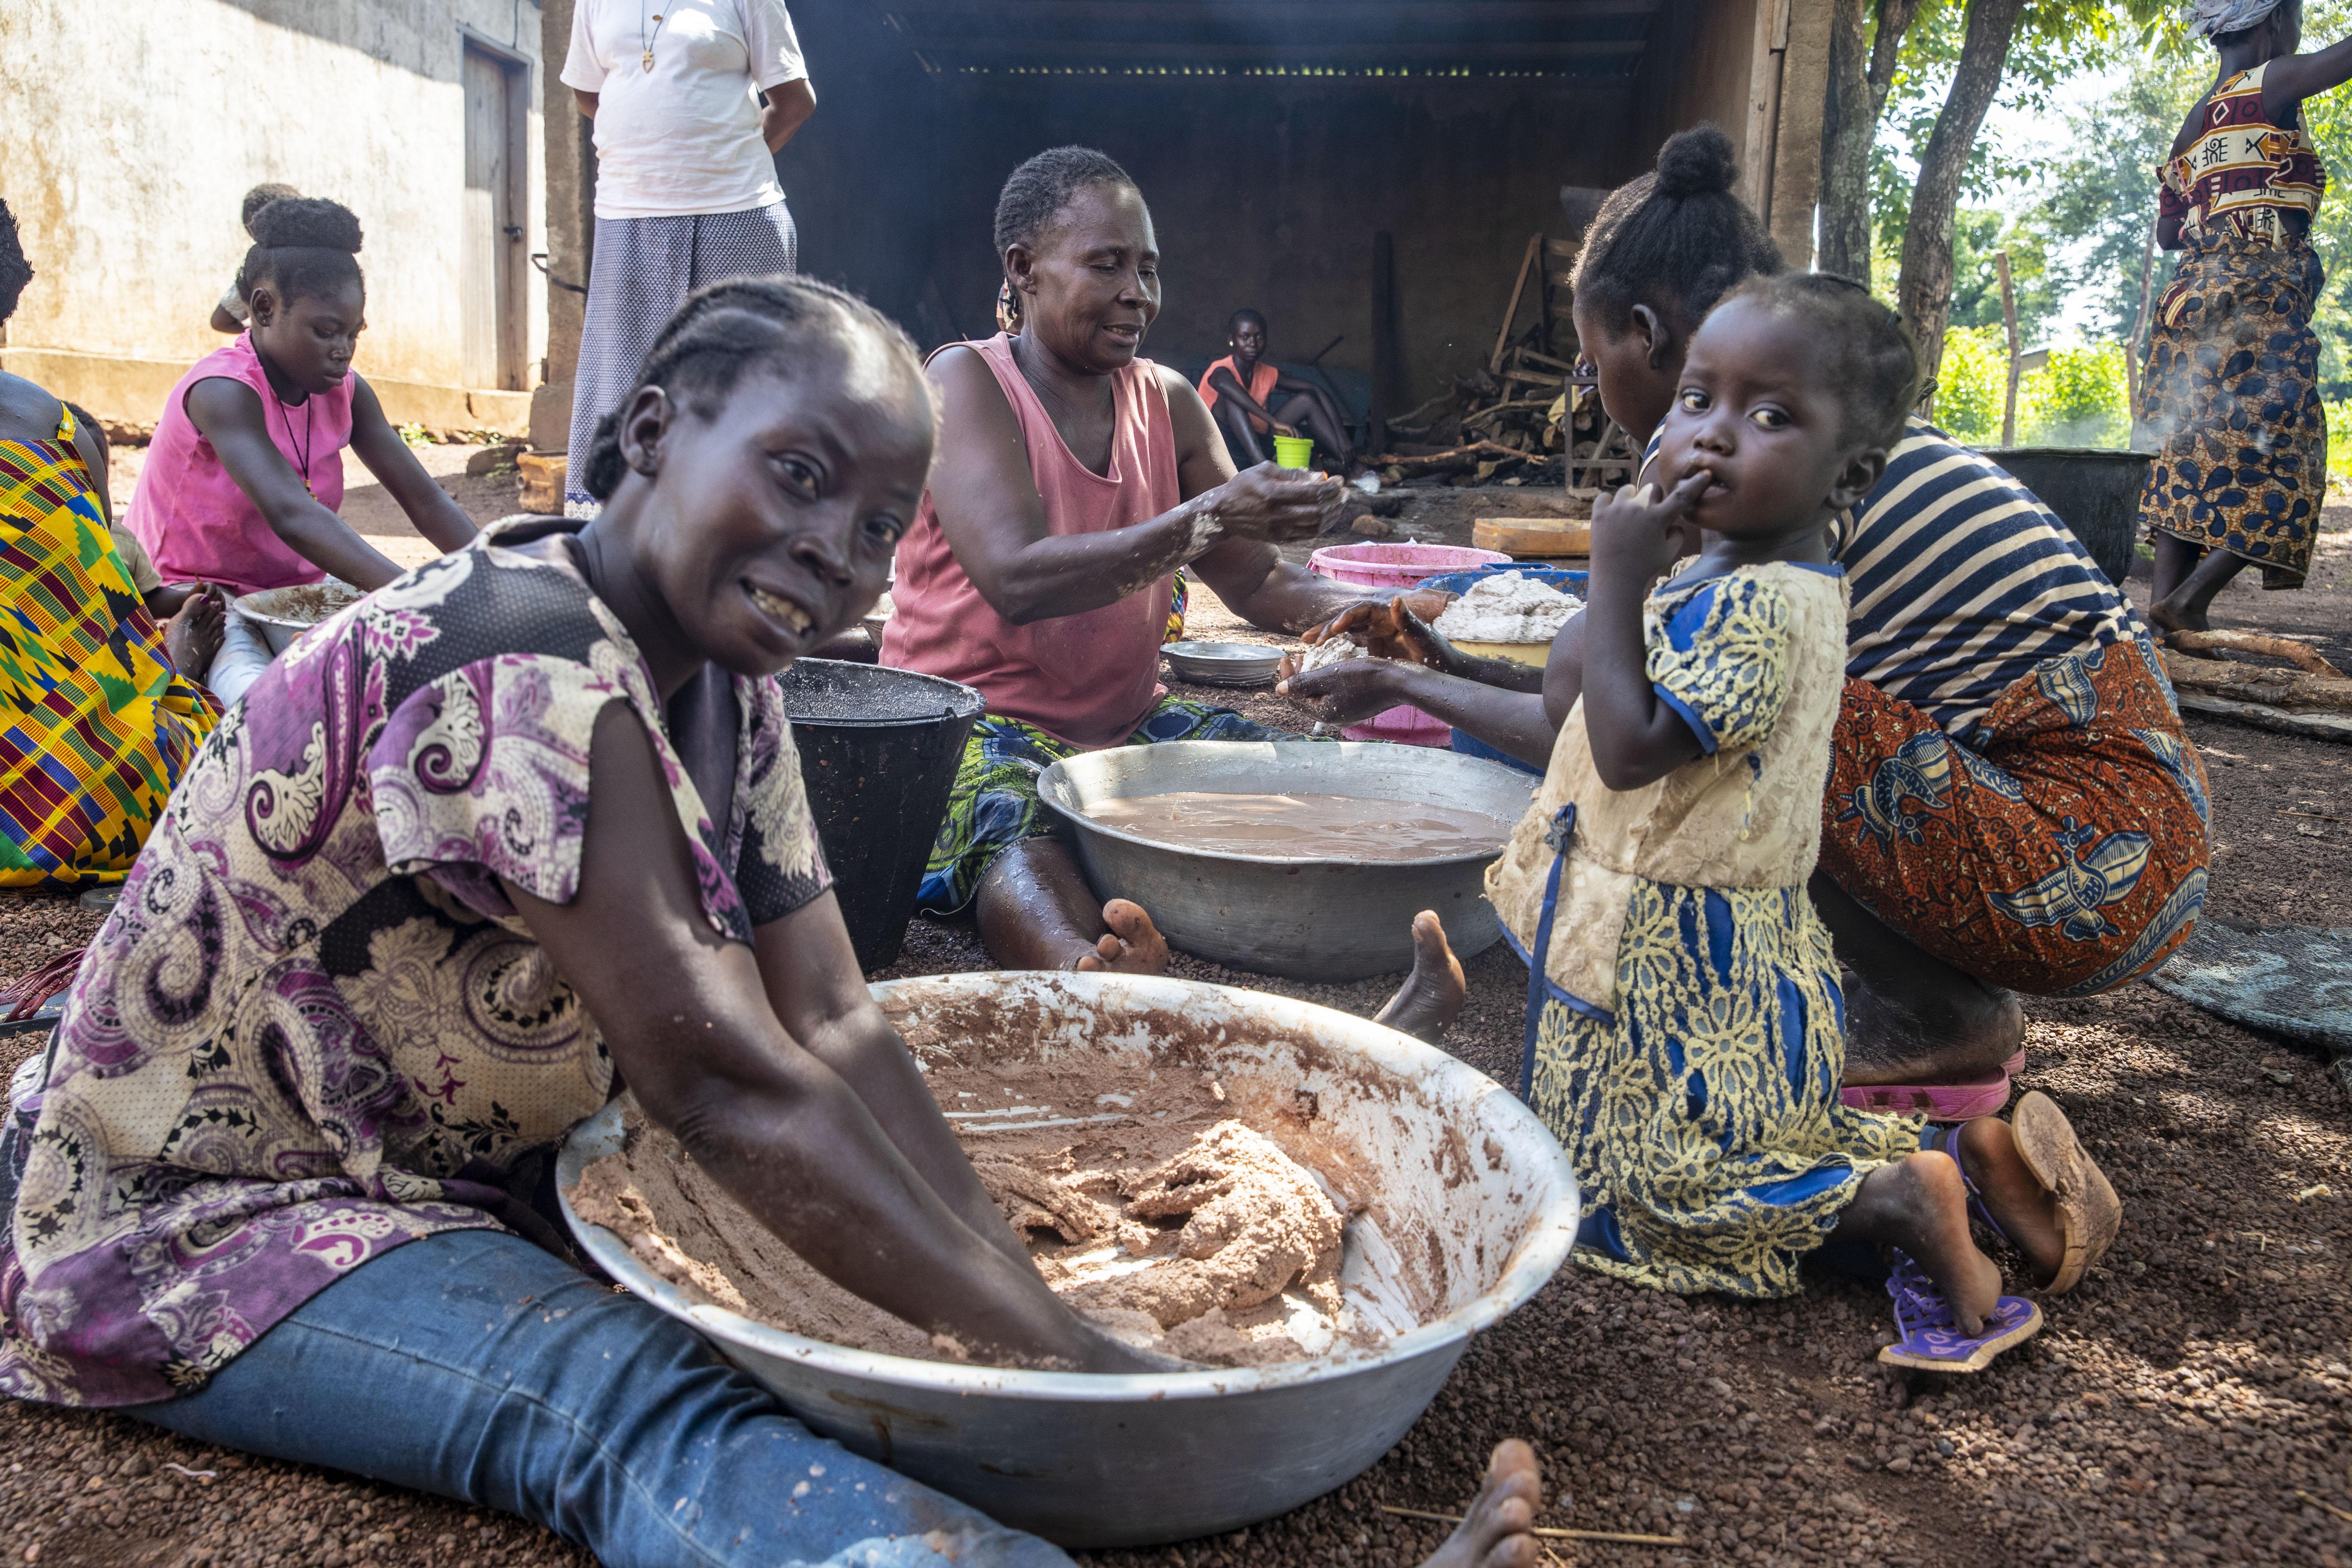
[269,376,317,497]
[640,1,665,70]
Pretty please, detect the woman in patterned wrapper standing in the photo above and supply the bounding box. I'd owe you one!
[2138,0,2352,631]
[562,0,820,512]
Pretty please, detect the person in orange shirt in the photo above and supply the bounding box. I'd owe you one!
[1197,308,1356,472]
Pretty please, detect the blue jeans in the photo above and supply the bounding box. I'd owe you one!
[126,1230,1072,1568]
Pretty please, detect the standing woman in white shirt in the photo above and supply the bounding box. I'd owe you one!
[562,0,816,511]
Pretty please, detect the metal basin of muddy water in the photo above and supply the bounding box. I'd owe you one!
[557,971,1578,1548]
[1037,741,1538,982]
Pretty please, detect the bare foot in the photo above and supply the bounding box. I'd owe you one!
[1074,899,1168,974]
[1420,1440,1541,1568]
[1842,1152,2003,1334]
[1375,910,1466,1043]
[2147,593,2210,636]
[1955,1114,2066,1286]
[163,589,225,678]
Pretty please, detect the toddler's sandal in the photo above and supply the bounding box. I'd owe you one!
[2010,1090,2122,1295]
[1876,1251,2044,1374]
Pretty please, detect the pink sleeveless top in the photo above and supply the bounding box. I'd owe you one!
[883,334,1182,749]
[126,334,353,594]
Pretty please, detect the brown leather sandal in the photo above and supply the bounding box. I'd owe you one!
[2010,1090,2122,1294]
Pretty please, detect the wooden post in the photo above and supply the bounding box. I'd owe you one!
[1371,232,1396,459]
[2126,227,2157,443]
[1997,248,2020,448]
[1489,234,1540,375]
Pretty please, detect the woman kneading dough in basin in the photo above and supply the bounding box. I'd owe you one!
[0,276,1543,1568]
[887,145,1460,999]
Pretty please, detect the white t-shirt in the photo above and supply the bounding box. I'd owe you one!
[562,0,808,220]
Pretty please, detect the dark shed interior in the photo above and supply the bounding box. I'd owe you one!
[764,0,1772,410]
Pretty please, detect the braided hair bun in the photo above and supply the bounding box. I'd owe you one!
[248,197,361,254]
[1570,124,1781,338]
[1653,125,1740,200]
[239,198,364,312]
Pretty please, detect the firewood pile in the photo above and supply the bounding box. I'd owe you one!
[2162,630,2352,743]
[1366,233,1641,490]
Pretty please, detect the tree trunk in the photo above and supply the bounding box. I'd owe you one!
[1817,0,1923,285]
[1896,0,2028,403]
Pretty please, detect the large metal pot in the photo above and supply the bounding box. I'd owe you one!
[1976,447,2153,586]
[558,971,1578,1549]
[1036,741,1537,981]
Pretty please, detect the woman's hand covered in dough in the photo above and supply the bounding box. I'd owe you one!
[1207,462,1347,545]
[1274,651,1406,725]
[1587,472,1708,592]
[1298,590,1457,662]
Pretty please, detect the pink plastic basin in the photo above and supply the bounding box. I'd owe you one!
[1307,542,1510,590]
[1307,543,1508,746]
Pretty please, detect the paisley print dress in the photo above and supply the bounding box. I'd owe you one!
[0,517,831,1406]
[2138,62,2328,588]
[1485,563,1920,1297]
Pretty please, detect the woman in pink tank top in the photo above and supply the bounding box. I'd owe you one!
[886,147,1461,1028]
[126,199,476,598]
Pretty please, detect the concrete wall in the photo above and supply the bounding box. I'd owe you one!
[0,0,548,436]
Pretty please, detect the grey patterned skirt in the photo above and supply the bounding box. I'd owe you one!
[564,201,799,510]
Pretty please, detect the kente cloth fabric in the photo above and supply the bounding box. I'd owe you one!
[2147,921,2352,1055]
[0,409,220,891]
[1647,417,2146,738]
[563,203,799,510]
[0,517,833,1407]
[2191,0,2281,36]
[914,696,1302,916]
[2158,65,2324,244]
[1488,562,1921,1295]
[2136,228,2324,588]
[1822,636,2210,997]
[124,333,353,596]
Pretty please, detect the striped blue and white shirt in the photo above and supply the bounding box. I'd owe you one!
[1645,417,2145,737]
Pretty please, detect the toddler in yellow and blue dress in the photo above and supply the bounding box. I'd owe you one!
[1485,273,2122,1372]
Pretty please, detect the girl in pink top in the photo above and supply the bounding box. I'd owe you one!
[888,147,1460,1035]
[127,199,475,597]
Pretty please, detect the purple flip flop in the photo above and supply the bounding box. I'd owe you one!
[1841,1049,2027,1123]
[1876,1250,2043,1373]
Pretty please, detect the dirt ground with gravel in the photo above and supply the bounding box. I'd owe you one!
[1,474,2347,1567]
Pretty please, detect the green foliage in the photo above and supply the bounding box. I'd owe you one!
[398,421,432,447]
[1945,208,2061,340]
[1935,331,2132,446]
[2024,344,2131,445]
[1935,325,2012,440]
[2031,63,2204,342]
[1869,0,2175,266]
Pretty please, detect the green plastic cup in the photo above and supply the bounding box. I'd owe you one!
[1272,434,1315,469]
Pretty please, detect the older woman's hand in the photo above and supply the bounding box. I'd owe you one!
[1208,462,1348,545]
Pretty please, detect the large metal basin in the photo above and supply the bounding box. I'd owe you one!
[1037,741,1536,981]
[557,971,1577,1548]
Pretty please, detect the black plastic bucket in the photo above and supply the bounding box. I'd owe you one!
[777,660,985,972]
[1977,447,2153,586]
